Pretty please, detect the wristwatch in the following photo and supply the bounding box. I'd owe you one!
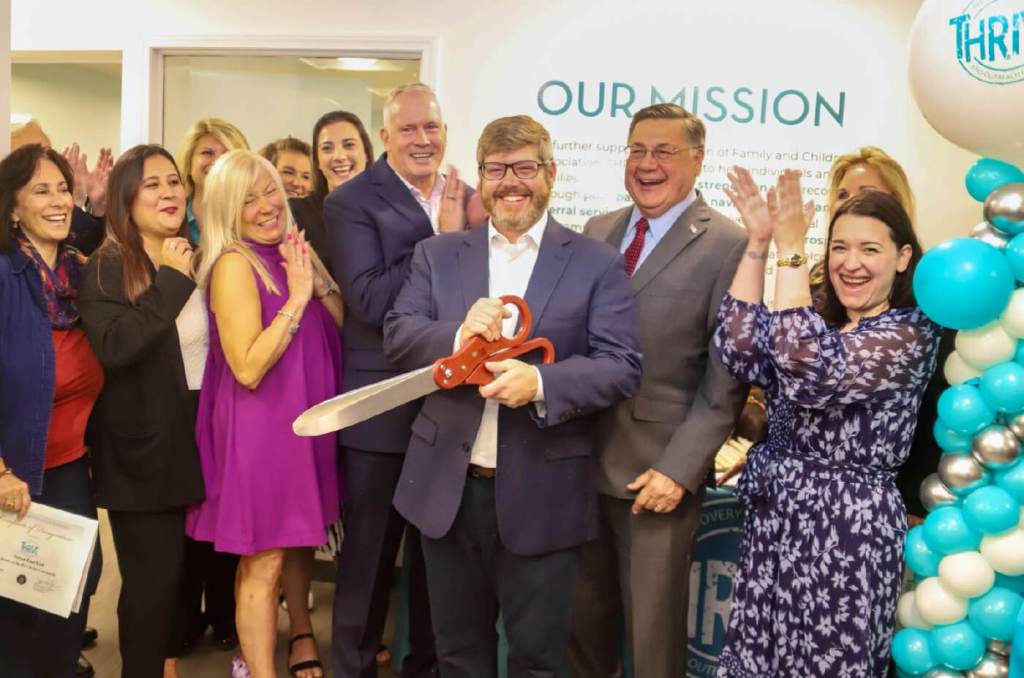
[776,253,808,268]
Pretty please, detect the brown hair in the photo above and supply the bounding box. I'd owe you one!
[258,136,311,166]
[476,115,553,165]
[309,110,374,208]
[627,103,705,147]
[98,145,186,303]
[818,191,923,326]
[0,144,74,253]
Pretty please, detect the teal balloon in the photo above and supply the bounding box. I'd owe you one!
[923,505,983,554]
[1007,234,1024,284]
[938,384,997,436]
[967,586,1023,640]
[934,420,973,452]
[905,525,943,576]
[994,460,1024,502]
[980,362,1024,413]
[1016,338,1024,364]
[929,621,987,670]
[966,158,1024,202]
[994,572,1024,595]
[892,628,936,675]
[913,238,1015,329]
[963,485,1021,534]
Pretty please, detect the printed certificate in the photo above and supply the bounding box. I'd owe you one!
[0,503,98,618]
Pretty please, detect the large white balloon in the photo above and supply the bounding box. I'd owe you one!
[946,350,985,385]
[909,0,1024,165]
[915,576,969,625]
[939,551,996,597]
[898,590,933,630]
[957,321,1018,371]
[980,528,1024,574]
[1001,288,1024,337]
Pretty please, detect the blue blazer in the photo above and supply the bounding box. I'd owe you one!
[326,154,476,453]
[382,217,642,556]
[0,247,57,495]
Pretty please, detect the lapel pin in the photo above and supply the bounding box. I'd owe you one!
[689,224,699,234]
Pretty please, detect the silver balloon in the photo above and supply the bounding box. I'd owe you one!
[921,472,959,512]
[927,667,966,677]
[1009,412,1024,441]
[971,221,1011,249]
[972,425,1022,470]
[966,652,1009,678]
[984,182,1024,235]
[988,640,1012,657]
[939,451,990,495]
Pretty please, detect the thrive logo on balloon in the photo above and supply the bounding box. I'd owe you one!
[948,1,1024,84]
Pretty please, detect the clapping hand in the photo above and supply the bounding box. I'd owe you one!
[280,228,314,306]
[723,166,774,247]
[437,165,467,233]
[771,170,813,252]
[63,144,114,216]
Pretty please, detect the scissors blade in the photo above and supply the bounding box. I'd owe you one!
[293,366,439,437]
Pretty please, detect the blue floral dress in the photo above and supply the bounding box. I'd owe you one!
[713,294,940,678]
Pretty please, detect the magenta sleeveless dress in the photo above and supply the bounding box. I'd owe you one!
[186,241,342,555]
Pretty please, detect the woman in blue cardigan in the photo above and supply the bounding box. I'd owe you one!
[0,143,104,677]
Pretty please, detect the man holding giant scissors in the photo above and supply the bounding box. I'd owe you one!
[382,115,642,678]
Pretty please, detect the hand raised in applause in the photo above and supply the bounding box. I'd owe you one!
[279,228,314,307]
[437,165,467,233]
[771,169,814,252]
[159,237,194,277]
[459,297,511,346]
[723,166,774,248]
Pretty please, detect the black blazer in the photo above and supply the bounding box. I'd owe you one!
[78,250,205,512]
[289,196,329,270]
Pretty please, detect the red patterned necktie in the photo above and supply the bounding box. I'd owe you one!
[623,218,649,278]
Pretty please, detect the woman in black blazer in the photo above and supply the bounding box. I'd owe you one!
[79,145,204,678]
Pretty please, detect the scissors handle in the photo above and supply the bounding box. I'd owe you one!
[433,295,549,390]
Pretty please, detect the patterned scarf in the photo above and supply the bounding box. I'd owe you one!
[15,233,86,329]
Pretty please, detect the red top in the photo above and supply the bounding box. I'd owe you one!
[45,328,104,469]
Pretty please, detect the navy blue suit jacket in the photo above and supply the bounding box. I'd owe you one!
[326,154,475,453]
[382,217,642,556]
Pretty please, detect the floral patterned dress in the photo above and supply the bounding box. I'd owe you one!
[713,294,940,678]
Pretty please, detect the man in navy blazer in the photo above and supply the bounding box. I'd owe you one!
[383,115,642,677]
[327,83,480,678]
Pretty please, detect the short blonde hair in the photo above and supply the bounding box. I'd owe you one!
[827,146,915,220]
[382,83,441,128]
[476,115,553,165]
[177,117,250,198]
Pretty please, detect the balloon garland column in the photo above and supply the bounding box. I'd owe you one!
[890,162,1024,678]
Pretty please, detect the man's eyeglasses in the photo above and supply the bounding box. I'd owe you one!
[479,160,548,181]
[626,145,703,162]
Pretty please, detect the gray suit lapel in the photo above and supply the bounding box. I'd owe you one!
[630,198,711,294]
[458,225,490,314]
[523,217,572,331]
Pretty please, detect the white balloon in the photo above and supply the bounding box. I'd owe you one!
[909,0,1024,165]
[939,551,997,598]
[1001,288,1024,338]
[915,576,969,625]
[980,528,1024,574]
[957,321,1018,371]
[946,350,985,385]
[898,590,934,630]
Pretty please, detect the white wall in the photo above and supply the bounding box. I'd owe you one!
[10,0,981,248]
[0,0,10,157]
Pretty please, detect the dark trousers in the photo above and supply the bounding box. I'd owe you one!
[107,508,189,678]
[0,456,103,678]
[179,536,238,639]
[421,476,578,678]
[568,491,703,678]
[332,448,436,678]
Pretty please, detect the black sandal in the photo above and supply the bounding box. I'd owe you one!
[288,633,323,677]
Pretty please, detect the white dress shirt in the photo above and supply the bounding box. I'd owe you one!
[463,216,548,468]
[398,172,447,233]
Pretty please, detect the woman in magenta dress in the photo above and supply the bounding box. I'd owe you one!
[185,149,344,678]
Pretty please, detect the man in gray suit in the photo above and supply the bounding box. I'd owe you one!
[568,103,749,678]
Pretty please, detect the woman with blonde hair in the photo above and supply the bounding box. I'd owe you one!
[178,117,250,245]
[186,150,343,678]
